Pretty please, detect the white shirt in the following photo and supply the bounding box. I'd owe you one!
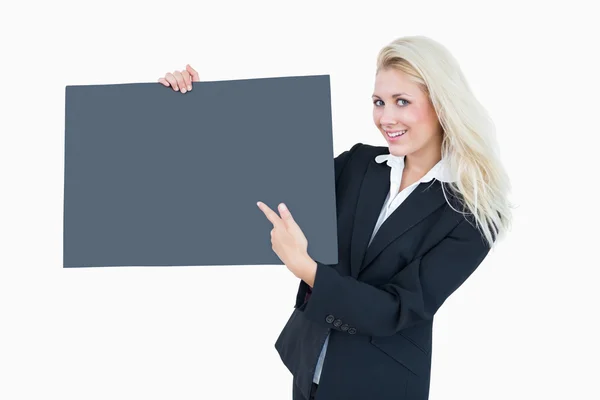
[312,152,456,384]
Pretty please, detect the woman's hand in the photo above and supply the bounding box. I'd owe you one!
[256,201,317,283]
[158,64,200,93]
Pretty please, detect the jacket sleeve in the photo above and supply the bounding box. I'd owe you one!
[300,215,493,337]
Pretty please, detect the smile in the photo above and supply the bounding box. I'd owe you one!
[386,130,407,138]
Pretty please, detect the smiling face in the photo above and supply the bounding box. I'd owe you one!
[372,68,443,161]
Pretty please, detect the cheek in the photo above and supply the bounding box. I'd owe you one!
[413,120,441,143]
[404,108,425,125]
[372,109,381,123]
[409,109,433,131]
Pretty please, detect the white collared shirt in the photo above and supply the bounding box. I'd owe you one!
[312,152,455,384]
[367,153,455,246]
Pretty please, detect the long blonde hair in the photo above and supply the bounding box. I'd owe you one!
[376,35,514,248]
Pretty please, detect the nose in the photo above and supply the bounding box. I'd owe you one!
[379,106,397,126]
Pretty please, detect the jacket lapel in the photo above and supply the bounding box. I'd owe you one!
[349,157,448,278]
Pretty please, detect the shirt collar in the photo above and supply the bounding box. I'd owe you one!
[374,153,456,183]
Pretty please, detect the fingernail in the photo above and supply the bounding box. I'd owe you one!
[279,203,287,211]
[188,86,192,91]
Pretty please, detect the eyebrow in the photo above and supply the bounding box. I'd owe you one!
[371,93,411,98]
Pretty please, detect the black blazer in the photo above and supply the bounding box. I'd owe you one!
[275,142,493,400]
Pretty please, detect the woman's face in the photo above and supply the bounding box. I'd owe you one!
[372,68,443,159]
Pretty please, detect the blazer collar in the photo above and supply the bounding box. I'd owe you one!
[374,153,456,184]
[350,149,451,278]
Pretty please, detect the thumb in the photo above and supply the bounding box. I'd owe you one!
[186,64,200,82]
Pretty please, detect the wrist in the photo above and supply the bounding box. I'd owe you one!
[295,254,317,287]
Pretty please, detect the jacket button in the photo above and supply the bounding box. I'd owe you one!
[340,324,349,331]
[325,315,335,323]
[333,319,342,327]
[348,327,357,334]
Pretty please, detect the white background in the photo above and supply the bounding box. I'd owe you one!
[1,1,598,399]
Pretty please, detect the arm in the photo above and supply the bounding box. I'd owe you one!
[301,216,493,337]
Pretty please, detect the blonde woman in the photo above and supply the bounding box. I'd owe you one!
[160,35,512,400]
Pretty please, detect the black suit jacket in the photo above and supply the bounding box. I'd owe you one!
[275,142,493,400]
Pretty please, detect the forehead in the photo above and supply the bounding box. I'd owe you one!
[373,68,420,96]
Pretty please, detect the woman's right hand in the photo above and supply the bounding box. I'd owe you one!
[158,64,200,94]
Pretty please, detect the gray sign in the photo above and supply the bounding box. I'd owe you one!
[63,75,339,267]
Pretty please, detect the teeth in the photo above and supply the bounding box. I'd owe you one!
[387,130,406,137]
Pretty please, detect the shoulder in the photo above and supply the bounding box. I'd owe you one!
[337,142,388,166]
[354,142,388,158]
[440,204,492,251]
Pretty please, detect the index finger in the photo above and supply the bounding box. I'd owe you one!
[181,70,192,90]
[257,201,282,227]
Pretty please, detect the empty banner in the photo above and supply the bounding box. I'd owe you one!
[63,75,339,268]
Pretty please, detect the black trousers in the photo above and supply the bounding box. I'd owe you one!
[293,381,319,400]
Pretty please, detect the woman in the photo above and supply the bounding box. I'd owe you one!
[159,35,512,400]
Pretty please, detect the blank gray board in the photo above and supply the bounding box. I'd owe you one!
[63,75,339,268]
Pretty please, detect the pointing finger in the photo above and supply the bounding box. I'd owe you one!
[257,201,282,227]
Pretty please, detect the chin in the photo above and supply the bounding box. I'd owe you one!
[388,146,409,157]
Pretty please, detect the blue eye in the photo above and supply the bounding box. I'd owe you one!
[373,99,409,106]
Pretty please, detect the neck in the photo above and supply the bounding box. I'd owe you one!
[404,141,442,176]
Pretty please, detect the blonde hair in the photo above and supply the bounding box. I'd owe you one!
[376,35,514,248]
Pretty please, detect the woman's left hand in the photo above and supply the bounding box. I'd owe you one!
[256,201,315,279]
